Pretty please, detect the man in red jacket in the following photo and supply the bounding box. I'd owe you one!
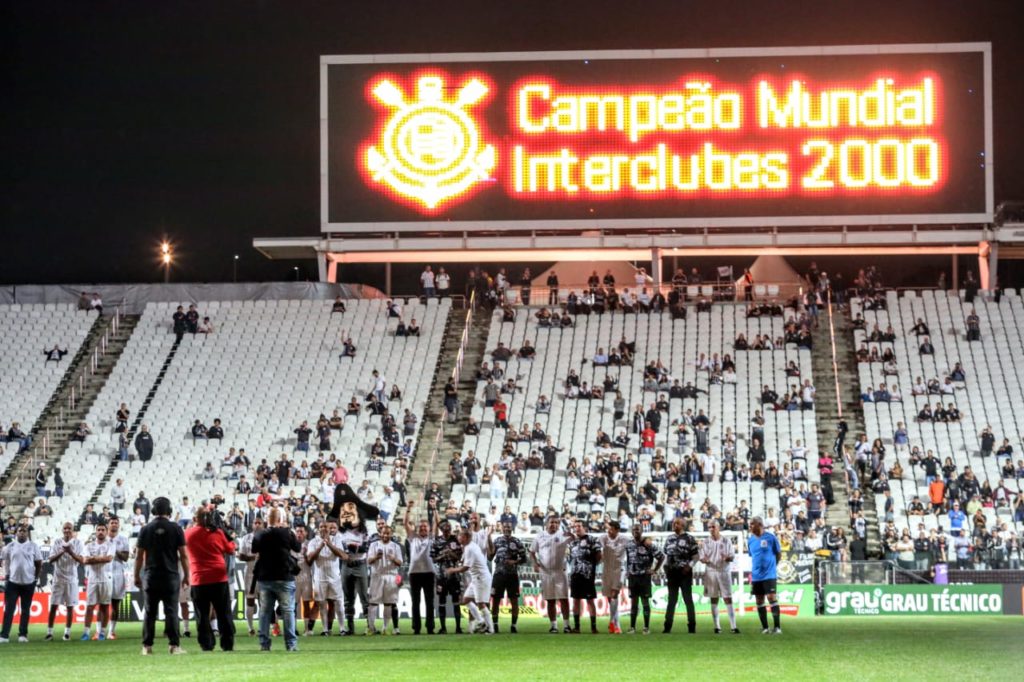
[640,423,656,455]
[493,399,509,429]
[184,506,237,652]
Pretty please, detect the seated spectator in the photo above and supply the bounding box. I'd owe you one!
[949,362,966,382]
[332,296,347,313]
[207,418,224,439]
[911,377,927,395]
[536,307,553,326]
[872,383,891,403]
[851,313,866,329]
[340,335,356,358]
[200,461,216,480]
[407,318,420,336]
[70,421,91,442]
[44,345,68,363]
[889,384,903,401]
[464,417,481,435]
[519,340,536,359]
[197,316,214,334]
[560,311,574,327]
[90,292,104,314]
[909,318,929,335]
[390,384,403,401]
[491,342,512,362]
[386,299,402,318]
[395,319,408,336]
[592,347,609,366]
[919,336,934,355]
[535,395,551,414]
[191,419,208,439]
[734,334,749,351]
[501,304,516,323]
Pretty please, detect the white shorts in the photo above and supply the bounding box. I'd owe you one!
[51,577,80,607]
[87,580,112,606]
[111,568,127,600]
[179,578,191,603]
[601,570,624,597]
[540,570,568,600]
[369,575,400,604]
[296,576,314,602]
[464,577,492,604]
[703,568,733,600]
[313,579,343,603]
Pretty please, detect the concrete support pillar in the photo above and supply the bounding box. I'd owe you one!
[317,253,328,283]
[651,248,663,288]
[385,262,392,296]
[327,259,338,284]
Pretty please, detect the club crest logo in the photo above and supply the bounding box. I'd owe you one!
[364,74,496,210]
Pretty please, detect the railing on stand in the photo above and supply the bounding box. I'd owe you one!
[825,289,843,420]
[418,291,476,502]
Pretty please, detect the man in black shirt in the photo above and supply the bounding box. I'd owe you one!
[568,520,602,633]
[431,520,464,634]
[488,522,527,633]
[662,518,699,634]
[134,496,189,655]
[252,507,301,651]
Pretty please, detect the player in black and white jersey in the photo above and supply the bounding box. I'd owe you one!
[46,522,83,641]
[662,517,699,634]
[624,524,663,634]
[567,520,602,634]
[487,521,526,633]
[431,519,464,634]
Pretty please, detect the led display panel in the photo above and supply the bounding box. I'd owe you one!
[322,44,992,231]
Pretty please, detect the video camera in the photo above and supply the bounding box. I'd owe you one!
[200,495,235,540]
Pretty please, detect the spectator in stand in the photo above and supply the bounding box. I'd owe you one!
[493,398,509,430]
[115,403,130,433]
[208,419,224,440]
[420,265,436,298]
[800,380,816,410]
[919,337,934,355]
[520,268,532,305]
[185,305,200,334]
[34,463,47,498]
[331,296,347,313]
[197,317,214,334]
[135,424,155,463]
[8,423,30,453]
[43,345,68,364]
[172,306,187,342]
[547,270,559,305]
[90,292,104,314]
[191,420,208,441]
[966,309,981,341]
[435,267,450,298]
[78,291,92,311]
[293,421,312,452]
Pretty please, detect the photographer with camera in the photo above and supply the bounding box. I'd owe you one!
[184,499,237,652]
[252,506,301,652]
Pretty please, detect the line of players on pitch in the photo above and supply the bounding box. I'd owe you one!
[271,501,784,637]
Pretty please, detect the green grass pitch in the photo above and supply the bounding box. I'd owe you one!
[1,615,1020,680]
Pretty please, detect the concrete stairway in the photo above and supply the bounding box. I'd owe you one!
[812,305,881,556]
[407,302,491,509]
[1,313,140,509]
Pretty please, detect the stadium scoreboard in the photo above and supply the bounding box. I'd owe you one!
[321,44,992,232]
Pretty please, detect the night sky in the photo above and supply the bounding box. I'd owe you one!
[3,0,1024,288]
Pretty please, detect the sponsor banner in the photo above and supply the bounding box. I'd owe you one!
[822,584,1011,616]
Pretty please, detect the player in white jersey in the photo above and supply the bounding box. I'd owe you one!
[293,526,317,635]
[46,522,84,641]
[447,528,493,634]
[599,520,629,633]
[105,517,131,639]
[82,521,113,640]
[699,520,739,634]
[530,516,571,633]
[236,517,264,635]
[367,525,403,635]
[306,520,346,635]
[467,512,489,554]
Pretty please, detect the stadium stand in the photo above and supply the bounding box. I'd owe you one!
[0,303,96,475]
[447,303,819,532]
[852,289,1023,565]
[74,297,450,537]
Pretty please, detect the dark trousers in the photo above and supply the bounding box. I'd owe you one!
[342,566,369,629]
[142,577,181,647]
[409,572,436,634]
[1,581,35,638]
[191,581,235,651]
[664,568,695,632]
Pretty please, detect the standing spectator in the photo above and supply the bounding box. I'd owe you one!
[134,497,189,655]
[135,424,154,462]
[547,270,559,305]
[965,309,981,341]
[185,305,200,334]
[52,467,65,498]
[520,268,532,305]
[294,421,312,452]
[34,463,47,499]
[253,507,301,651]
[1,525,42,643]
[172,306,187,342]
[115,403,130,433]
[403,503,435,633]
[420,265,436,298]
[436,267,450,298]
[110,479,126,513]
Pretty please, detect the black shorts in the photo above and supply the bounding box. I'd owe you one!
[751,579,777,597]
[491,573,521,600]
[570,574,596,600]
[627,574,652,598]
[436,575,462,598]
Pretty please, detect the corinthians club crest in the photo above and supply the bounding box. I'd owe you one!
[363,73,496,210]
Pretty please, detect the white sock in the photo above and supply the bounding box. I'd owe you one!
[711,604,720,630]
[320,602,330,633]
[245,604,255,631]
[467,602,481,624]
[550,618,557,629]
[726,602,737,629]
[484,606,494,633]
[369,604,378,632]
[64,626,71,635]
[335,600,345,632]
[609,599,619,627]
[211,618,218,632]
[47,627,53,635]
